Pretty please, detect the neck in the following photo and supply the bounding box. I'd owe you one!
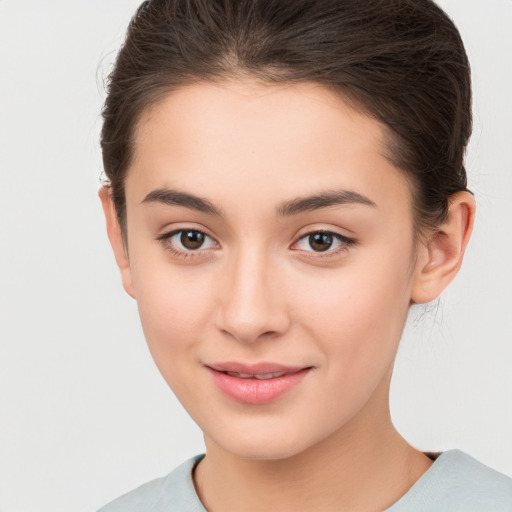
[194,384,432,512]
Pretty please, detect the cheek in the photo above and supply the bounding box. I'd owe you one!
[291,251,413,368]
[285,256,413,429]
[130,258,217,377]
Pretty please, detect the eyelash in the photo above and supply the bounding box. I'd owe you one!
[156,229,356,259]
[156,229,218,259]
[293,230,357,258]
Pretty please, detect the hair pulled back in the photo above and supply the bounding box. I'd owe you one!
[101,0,471,233]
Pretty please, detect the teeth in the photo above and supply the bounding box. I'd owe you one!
[225,371,287,380]
[255,372,286,380]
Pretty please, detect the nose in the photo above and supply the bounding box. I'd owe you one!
[215,248,290,344]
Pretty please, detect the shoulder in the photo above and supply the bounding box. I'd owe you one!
[387,450,512,512]
[97,455,206,512]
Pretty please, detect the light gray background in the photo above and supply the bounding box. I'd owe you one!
[0,1,511,511]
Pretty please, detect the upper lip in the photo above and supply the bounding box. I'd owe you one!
[206,362,309,376]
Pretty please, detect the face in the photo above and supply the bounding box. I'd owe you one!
[118,80,423,460]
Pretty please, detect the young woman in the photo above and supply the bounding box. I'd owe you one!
[97,0,512,510]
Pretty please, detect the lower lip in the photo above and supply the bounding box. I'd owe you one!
[207,368,310,405]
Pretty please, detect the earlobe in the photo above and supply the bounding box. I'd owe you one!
[98,186,136,298]
[411,191,476,304]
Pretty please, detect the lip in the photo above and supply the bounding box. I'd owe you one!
[206,362,312,405]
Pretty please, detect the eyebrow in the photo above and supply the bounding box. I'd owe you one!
[142,189,223,216]
[276,189,376,216]
[142,187,375,217]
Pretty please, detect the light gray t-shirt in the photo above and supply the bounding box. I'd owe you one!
[99,450,512,511]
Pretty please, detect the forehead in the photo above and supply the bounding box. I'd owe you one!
[126,80,412,217]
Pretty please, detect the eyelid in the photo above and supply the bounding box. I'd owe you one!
[291,229,357,256]
[155,222,218,243]
[156,227,220,257]
[155,225,356,260]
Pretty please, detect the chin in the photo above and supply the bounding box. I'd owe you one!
[204,416,334,462]
[221,438,307,461]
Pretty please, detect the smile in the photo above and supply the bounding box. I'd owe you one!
[224,371,288,380]
[206,363,312,405]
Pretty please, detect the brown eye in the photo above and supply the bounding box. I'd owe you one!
[293,230,356,256]
[308,232,334,252]
[157,229,218,257]
[180,230,205,250]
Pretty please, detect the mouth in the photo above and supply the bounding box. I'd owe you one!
[223,370,291,380]
[205,362,312,404]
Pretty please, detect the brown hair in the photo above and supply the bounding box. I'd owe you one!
[101,0,471,233]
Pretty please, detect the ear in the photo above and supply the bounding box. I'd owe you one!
[99,186,136,298]
[411,191,476,304]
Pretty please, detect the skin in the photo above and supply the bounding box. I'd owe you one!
[100,80,475,511]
